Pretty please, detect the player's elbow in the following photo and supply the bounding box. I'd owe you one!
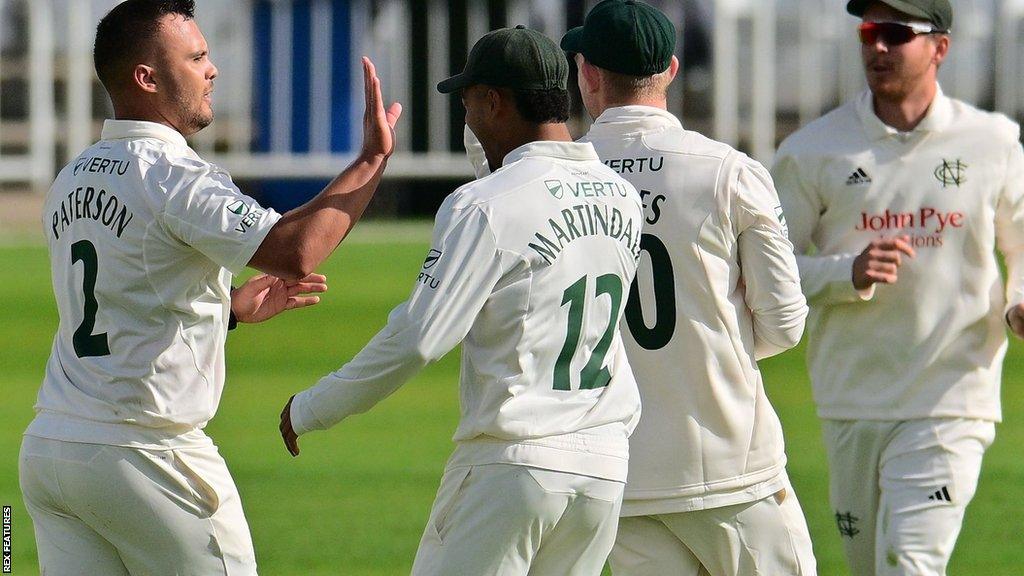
[752,303,808,358]
[249,230,320,281]
[276,242,322,280]
[253,257,310,282]
[291,249,321,280]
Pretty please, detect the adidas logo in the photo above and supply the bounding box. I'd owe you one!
[927,486,952,502]
[846,168,872,185]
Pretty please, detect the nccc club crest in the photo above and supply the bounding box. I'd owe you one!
[934,159,967,188]
[545,179,564,199]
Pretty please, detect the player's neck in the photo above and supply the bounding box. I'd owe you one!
[112,100,191,137]
[871,81,937,132]
[603,96,669,113]
[487,123,573,170]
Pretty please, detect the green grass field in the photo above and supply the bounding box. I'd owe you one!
[2,220,1023,575]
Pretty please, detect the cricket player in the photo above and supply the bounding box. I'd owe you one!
[279,26,644,576]
[557,1,817,574]
[18,1,401,574]
[772,0,1024,574]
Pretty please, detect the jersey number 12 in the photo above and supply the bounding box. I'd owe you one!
[553,274,623,391]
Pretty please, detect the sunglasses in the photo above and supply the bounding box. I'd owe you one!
[858,21,948,46]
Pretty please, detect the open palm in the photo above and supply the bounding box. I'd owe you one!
[231,273,328,324]
[360,56,402,159]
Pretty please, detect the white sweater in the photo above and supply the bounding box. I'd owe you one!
[291,140,644,482]
[581,106,808,514]
[772,88,1024,422]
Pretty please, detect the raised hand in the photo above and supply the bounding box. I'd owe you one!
[360,56,402,160]
[231,273,328,324]
[852,236,916,290]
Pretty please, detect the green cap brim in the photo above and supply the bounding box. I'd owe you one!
[846,0,932,22]
[437,73,471,94]
[560,26,584,53]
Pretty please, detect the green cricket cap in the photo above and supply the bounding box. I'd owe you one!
[846,0,952,31]
[560,0,676,76]
[437,25,568,94]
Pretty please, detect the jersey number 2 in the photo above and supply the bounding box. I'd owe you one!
[71,240,110,358]
[553,274,623,391]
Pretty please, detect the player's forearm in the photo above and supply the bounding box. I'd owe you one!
[794,252,873,306]
[1002,249,1024,313]
[249,154,388,280]
[290,312,437,434]
[739,237,809,358]
[752,297,807,360]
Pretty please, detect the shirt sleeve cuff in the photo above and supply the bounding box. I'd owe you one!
[225,208,282,275]
[289,389,324,436]
[818,253,875,304]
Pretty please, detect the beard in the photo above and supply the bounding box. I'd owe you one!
[186,104,214,133]
[167,83,214,136]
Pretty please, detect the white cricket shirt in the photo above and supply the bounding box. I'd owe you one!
[28,120,280,449]
[773,88,1024,422]
[580,106,808,514]
[290,140,644,482]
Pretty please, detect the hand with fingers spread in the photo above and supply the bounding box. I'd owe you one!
[231,273,328,324]
[852,235,916,290]
[279,395,300,457]
[360,56,403,160]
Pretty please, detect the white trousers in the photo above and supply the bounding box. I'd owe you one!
[822,418,994,576]
[19,435,258,576]
[608,477,817,576]
[410,463,624,576]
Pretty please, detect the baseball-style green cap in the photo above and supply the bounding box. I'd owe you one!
[846,0,953,31]
[437,25,568,94]
[560,0,676,76]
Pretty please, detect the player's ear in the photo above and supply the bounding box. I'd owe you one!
[932,34,950,67]
[485,87,503,118]
[667,55,680,82]
[578,57,601,96]
[133,64,159,94]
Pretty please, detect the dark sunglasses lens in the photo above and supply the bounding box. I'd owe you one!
[859,23,915,45]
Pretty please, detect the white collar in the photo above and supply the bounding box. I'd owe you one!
[588,105,682,134]
[855,85,953,141]
[502,140,600,167]
[100,119,189,148]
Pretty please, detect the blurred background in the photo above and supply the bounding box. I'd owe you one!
[1,0,1022,216]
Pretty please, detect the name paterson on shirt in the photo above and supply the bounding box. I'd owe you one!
[51,155,135,240]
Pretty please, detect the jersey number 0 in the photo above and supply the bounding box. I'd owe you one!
[624,233,676,350]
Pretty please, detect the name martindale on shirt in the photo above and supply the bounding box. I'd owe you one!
[527,177,642,266]
[855,206,965,247]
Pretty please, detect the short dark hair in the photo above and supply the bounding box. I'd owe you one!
[510,88,570,124]
[93,0,196,94]
[601,68,667,102]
